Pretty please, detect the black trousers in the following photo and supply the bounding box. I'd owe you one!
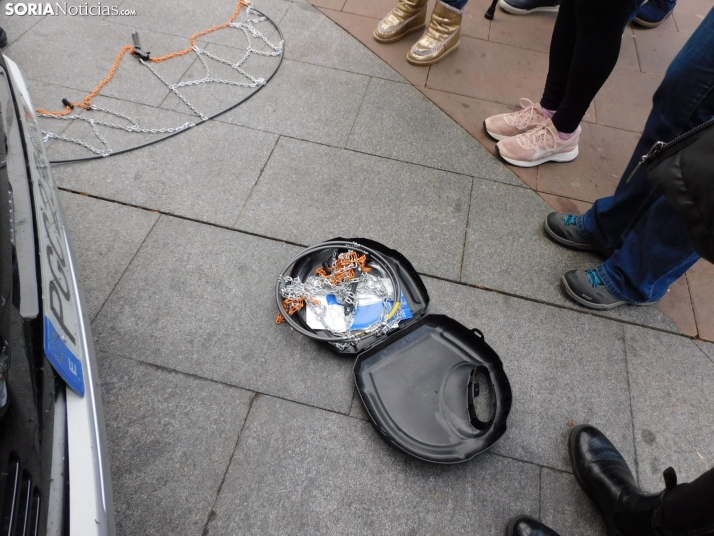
[654,467,714,536]
[540,0,636,133]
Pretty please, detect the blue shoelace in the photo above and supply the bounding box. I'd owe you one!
[563,214,577,226]
[586,269,603,288]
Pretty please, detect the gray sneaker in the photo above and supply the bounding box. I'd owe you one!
[544,212,601,252]
[561,269,628,310]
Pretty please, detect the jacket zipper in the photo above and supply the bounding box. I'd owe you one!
[625,116,714,183]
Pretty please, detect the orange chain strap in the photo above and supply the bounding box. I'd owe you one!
[36,0,251,117]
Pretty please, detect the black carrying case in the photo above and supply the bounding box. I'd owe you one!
[289,238,512,464]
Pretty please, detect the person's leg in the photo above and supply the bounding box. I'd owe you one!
[579,8,714,252]
[549,0,635,133]
[540,0,577,113]
[571,425,714,536]
[595,195,700,303]
[653,467,714,536]
[496,0,633,167]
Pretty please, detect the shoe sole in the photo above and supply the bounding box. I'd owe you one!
[373,22,426,44]
[406,39,460,66]
[633,9,672,28]
[498,0,560,15]
[499,145,578,168]
[561,275,627,310]
[568,426,621,536]
[543,218,601,252]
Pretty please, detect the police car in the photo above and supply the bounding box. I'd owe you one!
[0,55,115,535]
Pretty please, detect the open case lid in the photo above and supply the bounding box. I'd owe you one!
[290,237,430,355]
[354,314,512,464]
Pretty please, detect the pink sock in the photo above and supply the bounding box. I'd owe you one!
[541,106,556,119]
[558,130,576,140]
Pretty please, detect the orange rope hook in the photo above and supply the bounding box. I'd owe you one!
[36,0,251,117]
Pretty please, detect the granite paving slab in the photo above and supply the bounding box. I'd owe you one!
[52,120,277,226]
[97,351,254,536]
[540,468,606,536]
[349,388,370,421]
[4,16,196,108]
[320,8,430,87]
[207,395,541,535]
[60,192,159,321]
[594,68,662,133]
[92,216,355,414]
[695,339,714,365]
[671,0,710,34]
[346,77,523,185]
[0,1,46,47]
[218,58,370,148]
[624,325,714,492]
[280,1,405,82]
[109,0,290,48]
[424,276,636,472]
[461,178,680,331]
[633,26,691,76]
[426,36,550,106]
[233,136,472,280]
[688,260,714,341]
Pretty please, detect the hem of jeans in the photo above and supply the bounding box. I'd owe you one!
[575,215,606,251]
[596,264,638,304]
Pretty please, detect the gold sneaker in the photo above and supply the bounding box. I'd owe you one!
[406,0,462,66]
[373,0,428,44]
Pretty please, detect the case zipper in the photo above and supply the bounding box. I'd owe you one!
[625,116,714,183]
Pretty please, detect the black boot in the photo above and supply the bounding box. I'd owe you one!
[507,516,562,536]
[569,425,676,536]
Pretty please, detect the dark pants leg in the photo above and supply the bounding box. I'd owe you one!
[577,7,714,302]
[654,467,714,536]
[541,0,635,133]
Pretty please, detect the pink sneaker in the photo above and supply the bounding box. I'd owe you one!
[497,119,580,167]
[483,98,547,141]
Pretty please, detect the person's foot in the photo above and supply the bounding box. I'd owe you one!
[406,0,462,66]
[633,0,676,28]
[373,0,428,44]
[569,425,672,536]
[484,98,548,141]
[507,516,562,536]
[496,119,579,167]
[562,269,630,310]
[498,0,560,15]
[544,213,602,252]
[0,27,7,48]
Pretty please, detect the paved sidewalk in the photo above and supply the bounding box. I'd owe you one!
[314,0,714,339]
[2,0,713,534]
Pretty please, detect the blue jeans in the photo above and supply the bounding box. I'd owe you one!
[577,7,714,303]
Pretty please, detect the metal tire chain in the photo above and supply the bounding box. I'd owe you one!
[278,250,403,340]
[37,5,283,158]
